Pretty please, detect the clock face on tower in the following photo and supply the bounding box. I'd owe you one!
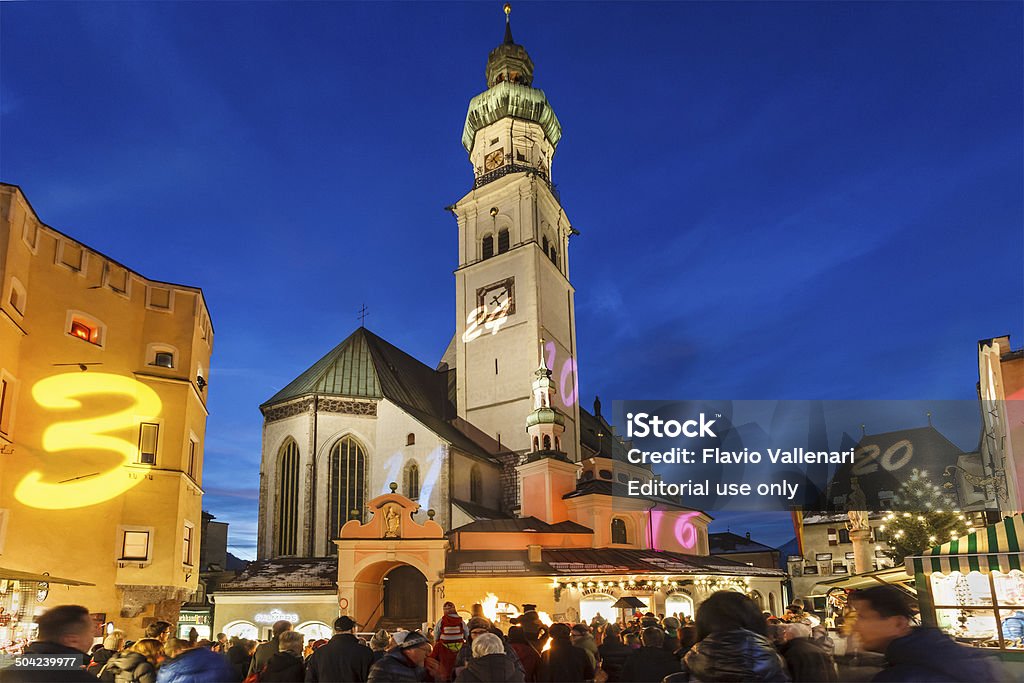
[476,277,515,318]
[484,149,505,172]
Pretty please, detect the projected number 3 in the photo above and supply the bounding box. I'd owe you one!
[15,373,163,510]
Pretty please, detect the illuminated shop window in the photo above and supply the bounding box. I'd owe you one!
[138,423,159,465]
[329,436,366,535]
[275,440,300,556]
[611,518,628,544]
[498,229,510,254]
[183,522,194,566]
[153,352,174,369]
[482,235,494,260]
[122,530,150,561]
[404,461,420,500]
[469,464,482,503]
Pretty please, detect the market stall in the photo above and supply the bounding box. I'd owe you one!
[906,513,1024,656]
[0,567,94,656]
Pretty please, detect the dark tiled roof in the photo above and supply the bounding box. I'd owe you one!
[826,426,966,510]
[452,499,512,520]
[708,532,778,555]
[451,517,592,534]
[446,548,785,577]
[261,328,497,463]
[562,479,700,513]
[579,408,633,463]
[216,557,337,592]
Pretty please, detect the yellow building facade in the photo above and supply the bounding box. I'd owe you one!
[0,183,214,640]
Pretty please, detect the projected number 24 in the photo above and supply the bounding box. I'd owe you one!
[15,373,162,510]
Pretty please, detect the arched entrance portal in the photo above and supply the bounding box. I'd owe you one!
[383,565,427,630]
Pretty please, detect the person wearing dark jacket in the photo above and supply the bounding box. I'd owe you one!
[261,632,306,683]
[772,623,836,683]
[88,632,125,678]
[250,620,293,676]
[226,640,254,682]
[99,638,162,683]
[849,586,1007,683]
[305,616,375,683]
[366,631,434,683]
[506,627,541,683]
[596,626,632,683]
[619,628,680,683]
[537,624,594,683]
[667,591,788,683]
[0,605,98,683]
[454,634,524,683]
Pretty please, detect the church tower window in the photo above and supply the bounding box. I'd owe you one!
[611,518,628,544]
[275,439,300,556]
[482,235,494,259]
[469,464,483,503]
[329,436,367,536]
[404,460,420,500]
[498,229,510,254]
[406,432,416,446]
[541,235,549,255]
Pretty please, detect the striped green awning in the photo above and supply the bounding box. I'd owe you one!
[905,514,1024,575]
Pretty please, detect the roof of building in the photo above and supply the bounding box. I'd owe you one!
[262,327,499,464]
[708,532,779,555]
[452,498,512,521]
[450,516,592,534]
[215,557,337,592]
[825,425,966,511]
[445,548,785,577]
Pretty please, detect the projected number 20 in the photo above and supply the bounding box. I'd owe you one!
[15,373,162,510]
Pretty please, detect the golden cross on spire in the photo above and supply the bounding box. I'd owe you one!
[504,3,512,20]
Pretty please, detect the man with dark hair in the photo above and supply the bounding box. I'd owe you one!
[249,620,292,677]
[596,625,632,683]
[619,627,680,683]
[537,623,593,683]
[0,605,97,682]
[305,616,374,683]
[568,624,597,669]
[367,631,436,683]
[145,621,172,643]
[849,585,1006,682]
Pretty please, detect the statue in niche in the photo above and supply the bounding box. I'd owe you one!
[383,504,401,538]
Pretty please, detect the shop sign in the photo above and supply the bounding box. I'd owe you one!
[255,609,299,624]
[178,612,210,625]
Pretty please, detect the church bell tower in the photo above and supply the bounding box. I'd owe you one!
[451,5,580,462]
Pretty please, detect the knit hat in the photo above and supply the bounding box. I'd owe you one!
[662,616,680,630]
[467,617,491,632]
[369,629,389,650]
[397,631,430,650]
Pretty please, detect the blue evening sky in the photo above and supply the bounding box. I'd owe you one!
[3,2,1021,559]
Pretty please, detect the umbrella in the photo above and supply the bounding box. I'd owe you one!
[611,596,646,610]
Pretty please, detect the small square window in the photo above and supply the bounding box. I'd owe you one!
[70,321,93,342]
[122,530,150,560]
[139,423,159,465]
[153,352,174,369]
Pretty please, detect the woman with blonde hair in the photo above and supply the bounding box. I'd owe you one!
[99,637,161,683]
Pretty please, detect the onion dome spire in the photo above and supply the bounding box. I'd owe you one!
[486,3,534,88]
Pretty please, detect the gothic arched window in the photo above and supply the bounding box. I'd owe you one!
[275,439,300,556]
[328,436,367,538]
[498,229,510,254]
[482,235,494,260]
[611,517,628,545]
[404,460,420,500]
[549,245,558,265]
[470,464,483,503]
[541,235,549,255]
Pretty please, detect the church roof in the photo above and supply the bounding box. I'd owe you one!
[262,327,500,464]
[262,327,448,416]
[450,516,592,534]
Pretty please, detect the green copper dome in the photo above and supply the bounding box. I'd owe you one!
[462,82,561,153]
[526,406,565,429]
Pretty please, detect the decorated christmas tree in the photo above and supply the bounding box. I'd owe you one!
[880,468,973,564]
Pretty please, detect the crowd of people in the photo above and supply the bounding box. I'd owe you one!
[0,587,1011,683]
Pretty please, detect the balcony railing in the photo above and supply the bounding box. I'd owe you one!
[474,163,560,203]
